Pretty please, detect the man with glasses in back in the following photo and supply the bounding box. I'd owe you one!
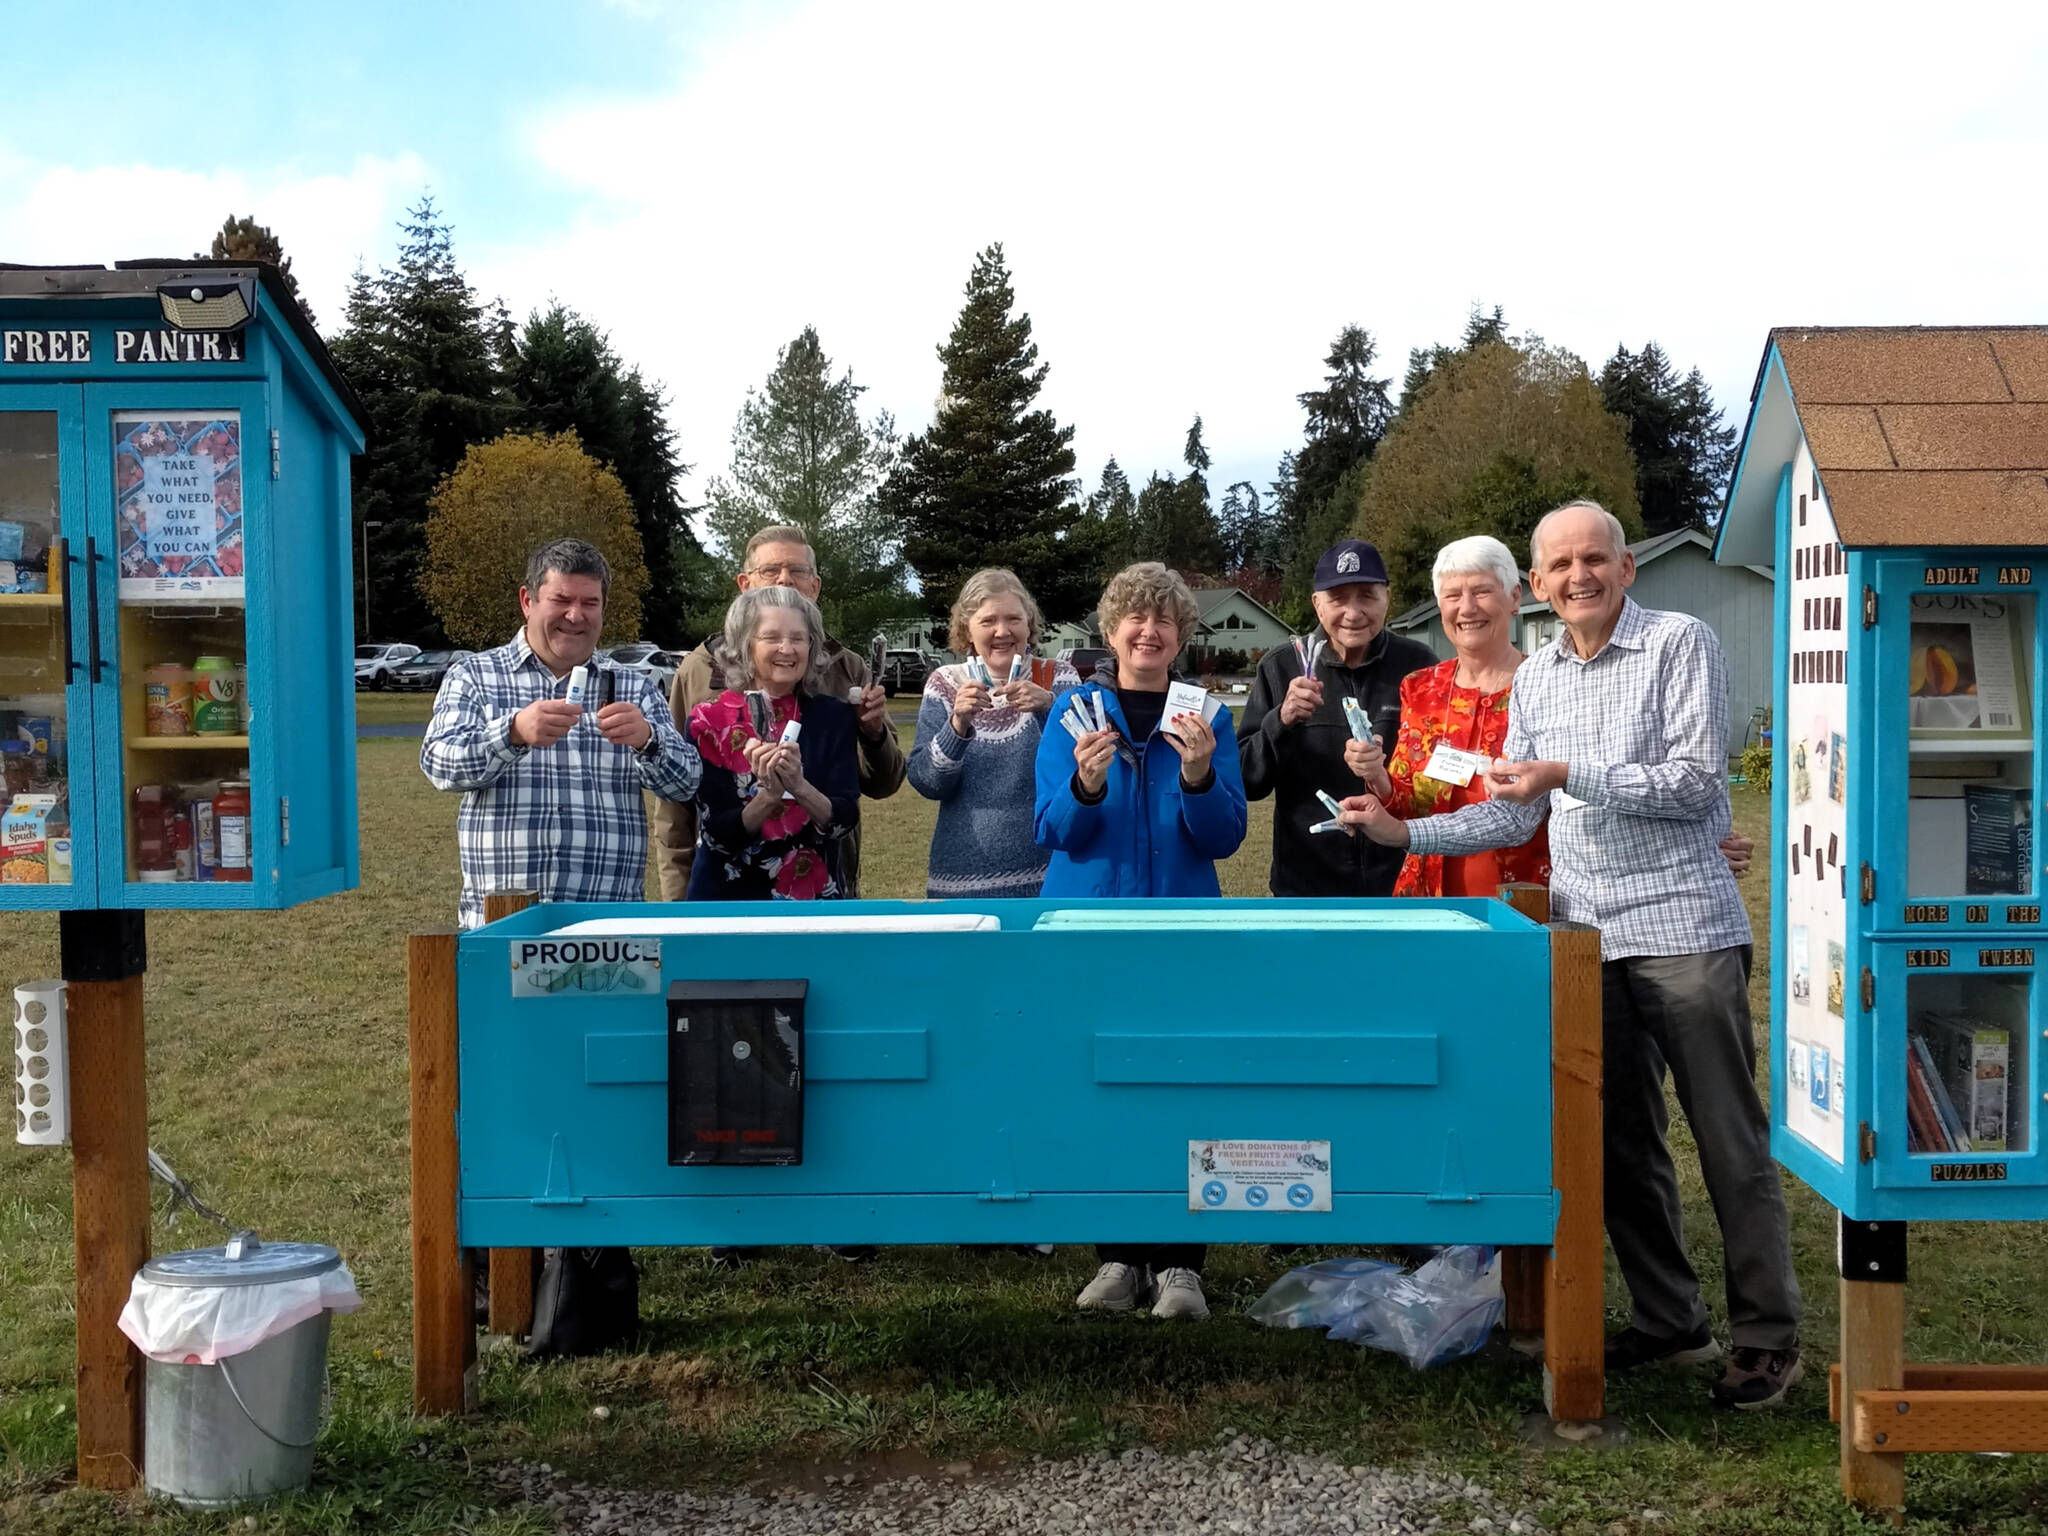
[653,524,906,900]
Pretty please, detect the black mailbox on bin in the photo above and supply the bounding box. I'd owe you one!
[667,979,806,1167]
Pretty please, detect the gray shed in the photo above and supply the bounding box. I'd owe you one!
[1387,527,1776,756]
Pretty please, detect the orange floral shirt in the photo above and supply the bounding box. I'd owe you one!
[1383,658,1550,899]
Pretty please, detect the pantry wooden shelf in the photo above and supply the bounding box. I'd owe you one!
[0,593,63,608]
[129,735,250,750]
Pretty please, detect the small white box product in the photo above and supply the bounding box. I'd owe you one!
[13,979,67,1145]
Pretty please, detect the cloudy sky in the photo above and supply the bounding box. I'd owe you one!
[8,0,2047,524]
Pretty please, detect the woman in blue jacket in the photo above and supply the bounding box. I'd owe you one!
[1033,561,1248,1320]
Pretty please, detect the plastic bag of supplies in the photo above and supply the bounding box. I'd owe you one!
[1249,1246,1503,1370]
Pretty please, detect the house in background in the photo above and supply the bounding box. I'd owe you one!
[1043,618,1100,654]
[1191,587,1294,658]
[1388,527,1776,755]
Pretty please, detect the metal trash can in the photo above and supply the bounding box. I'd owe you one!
[126,1233,355,1508]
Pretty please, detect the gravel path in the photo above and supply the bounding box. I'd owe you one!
[493,1439,1545,1535]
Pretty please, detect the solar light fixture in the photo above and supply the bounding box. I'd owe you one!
[155,274,258,332]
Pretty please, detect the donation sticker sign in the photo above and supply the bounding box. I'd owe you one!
[1189,1138,1332,1212]
[138,453,218,566]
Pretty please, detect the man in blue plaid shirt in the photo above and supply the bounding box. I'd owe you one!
[422,537,701,928]
[1343,501,1802,1411]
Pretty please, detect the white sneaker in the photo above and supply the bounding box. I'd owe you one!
[1077,1262,1153,1312]
[1151,1267,1210,1321]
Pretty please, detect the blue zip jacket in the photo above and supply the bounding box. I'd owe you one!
[1033,683,1248,897]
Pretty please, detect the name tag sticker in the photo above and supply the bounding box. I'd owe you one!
[1420,743,1488,786]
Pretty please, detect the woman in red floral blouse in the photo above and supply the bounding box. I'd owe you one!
[1347,536,1549,898]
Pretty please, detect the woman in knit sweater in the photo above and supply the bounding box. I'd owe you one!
[909,568,1078,898]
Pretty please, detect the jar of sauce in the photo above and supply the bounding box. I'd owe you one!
[133,785,179,881]
[214,781,252,881]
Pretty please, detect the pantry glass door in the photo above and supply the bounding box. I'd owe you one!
[0,388,96,906]
[85,384,269,903]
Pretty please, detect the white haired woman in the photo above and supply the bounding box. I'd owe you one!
[909,567,1079,898]
[686,585,860,901]
[1346,534,1751,894]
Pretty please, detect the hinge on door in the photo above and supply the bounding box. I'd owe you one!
[269,428,281,481]
[1859,966,1875,1011]
[1861,584,1877,629]
[1858,1122,1876,1163]
[280,796,291,847]
[1859,862,1875,904]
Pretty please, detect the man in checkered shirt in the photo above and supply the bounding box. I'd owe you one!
[421,537,701,928]
[1342,501,1802,1411]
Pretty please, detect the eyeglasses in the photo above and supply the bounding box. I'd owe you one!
[747,562,816,580]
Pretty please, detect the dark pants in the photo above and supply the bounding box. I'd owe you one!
[1602,945,1801,1351]
[1098,1244,1204,1273]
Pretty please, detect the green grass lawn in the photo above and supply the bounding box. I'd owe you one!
[2,744,2044,1534]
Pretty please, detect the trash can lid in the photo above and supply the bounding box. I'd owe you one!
[141,1230,341,1288]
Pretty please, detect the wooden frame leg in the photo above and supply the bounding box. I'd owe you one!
[1839,1214,1907,1523]
[479,891,537,1338]
[68,970,150,1489]
[1543,923,1604,1421]
[409,932,475,1414]
[1502,1248,1546,1333]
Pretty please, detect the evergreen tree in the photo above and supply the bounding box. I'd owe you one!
[881,244,1079,612]
[508,304,702,641]
[1063,456,1139,599]
[328,198,517,642]
[703,326,916,645]
[1218,480,1268,574]
[1598,342,1739,535]
[200,213,313,327]
[1273,327,1395,610]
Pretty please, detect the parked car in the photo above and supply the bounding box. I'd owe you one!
[879,649,937,697]
[605,642,680,692]
[355,642,420,689]
[1056,647,1113,681]
[389,648,474,692]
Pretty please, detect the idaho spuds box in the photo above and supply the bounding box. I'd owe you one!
[667,979,806,1167]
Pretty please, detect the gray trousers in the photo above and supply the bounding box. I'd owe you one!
[1602,946,1802,1350]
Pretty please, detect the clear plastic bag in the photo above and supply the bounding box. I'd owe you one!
[1250,1246,1502,1370]
[1244,1257,1398,1329]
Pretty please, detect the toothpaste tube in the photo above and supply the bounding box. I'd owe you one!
[779,719,802,746]
[1007,654,1027,683]
[1060,709,1090,743]
[745,689,774,738]
[848,686,864,706]
[969,656,993,686]
[1342,697,1371,742]
[1315,788,1346,821]
[565,665,590,705]
[1310,817,1346,835]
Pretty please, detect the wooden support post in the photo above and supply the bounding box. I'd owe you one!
[1495,882,1553,1334]
[1542,922,1604,1422]
[1838,1214,1907,1524]
[409,931,475,1414]
[62,910,151,1490]
[480,891,537,1340]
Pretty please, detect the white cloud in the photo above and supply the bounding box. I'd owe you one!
[0,149,431,327]
[466,0,2048,514]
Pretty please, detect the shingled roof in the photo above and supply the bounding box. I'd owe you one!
[1771,326,2048,547]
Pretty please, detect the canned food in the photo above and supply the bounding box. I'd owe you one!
[145,666,194,736]
[191,657,242,736]
[214,781,251,881]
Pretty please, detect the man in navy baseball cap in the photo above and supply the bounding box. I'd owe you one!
[1236,536,1435,895]
[1313,537,1390,590]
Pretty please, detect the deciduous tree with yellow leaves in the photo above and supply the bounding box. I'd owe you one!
[422,431,649,649]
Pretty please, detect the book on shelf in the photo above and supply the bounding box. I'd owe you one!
[1909,594,2030,739]
[1911,1031,1970,1150]
[1964,784,2033,895]
[1915,1011,2015,1153]
[1904,1046,1951,1153]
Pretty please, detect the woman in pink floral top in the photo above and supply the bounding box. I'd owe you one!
[686,587,859,900]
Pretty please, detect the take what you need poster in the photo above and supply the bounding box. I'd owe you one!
[114,414,244,600]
